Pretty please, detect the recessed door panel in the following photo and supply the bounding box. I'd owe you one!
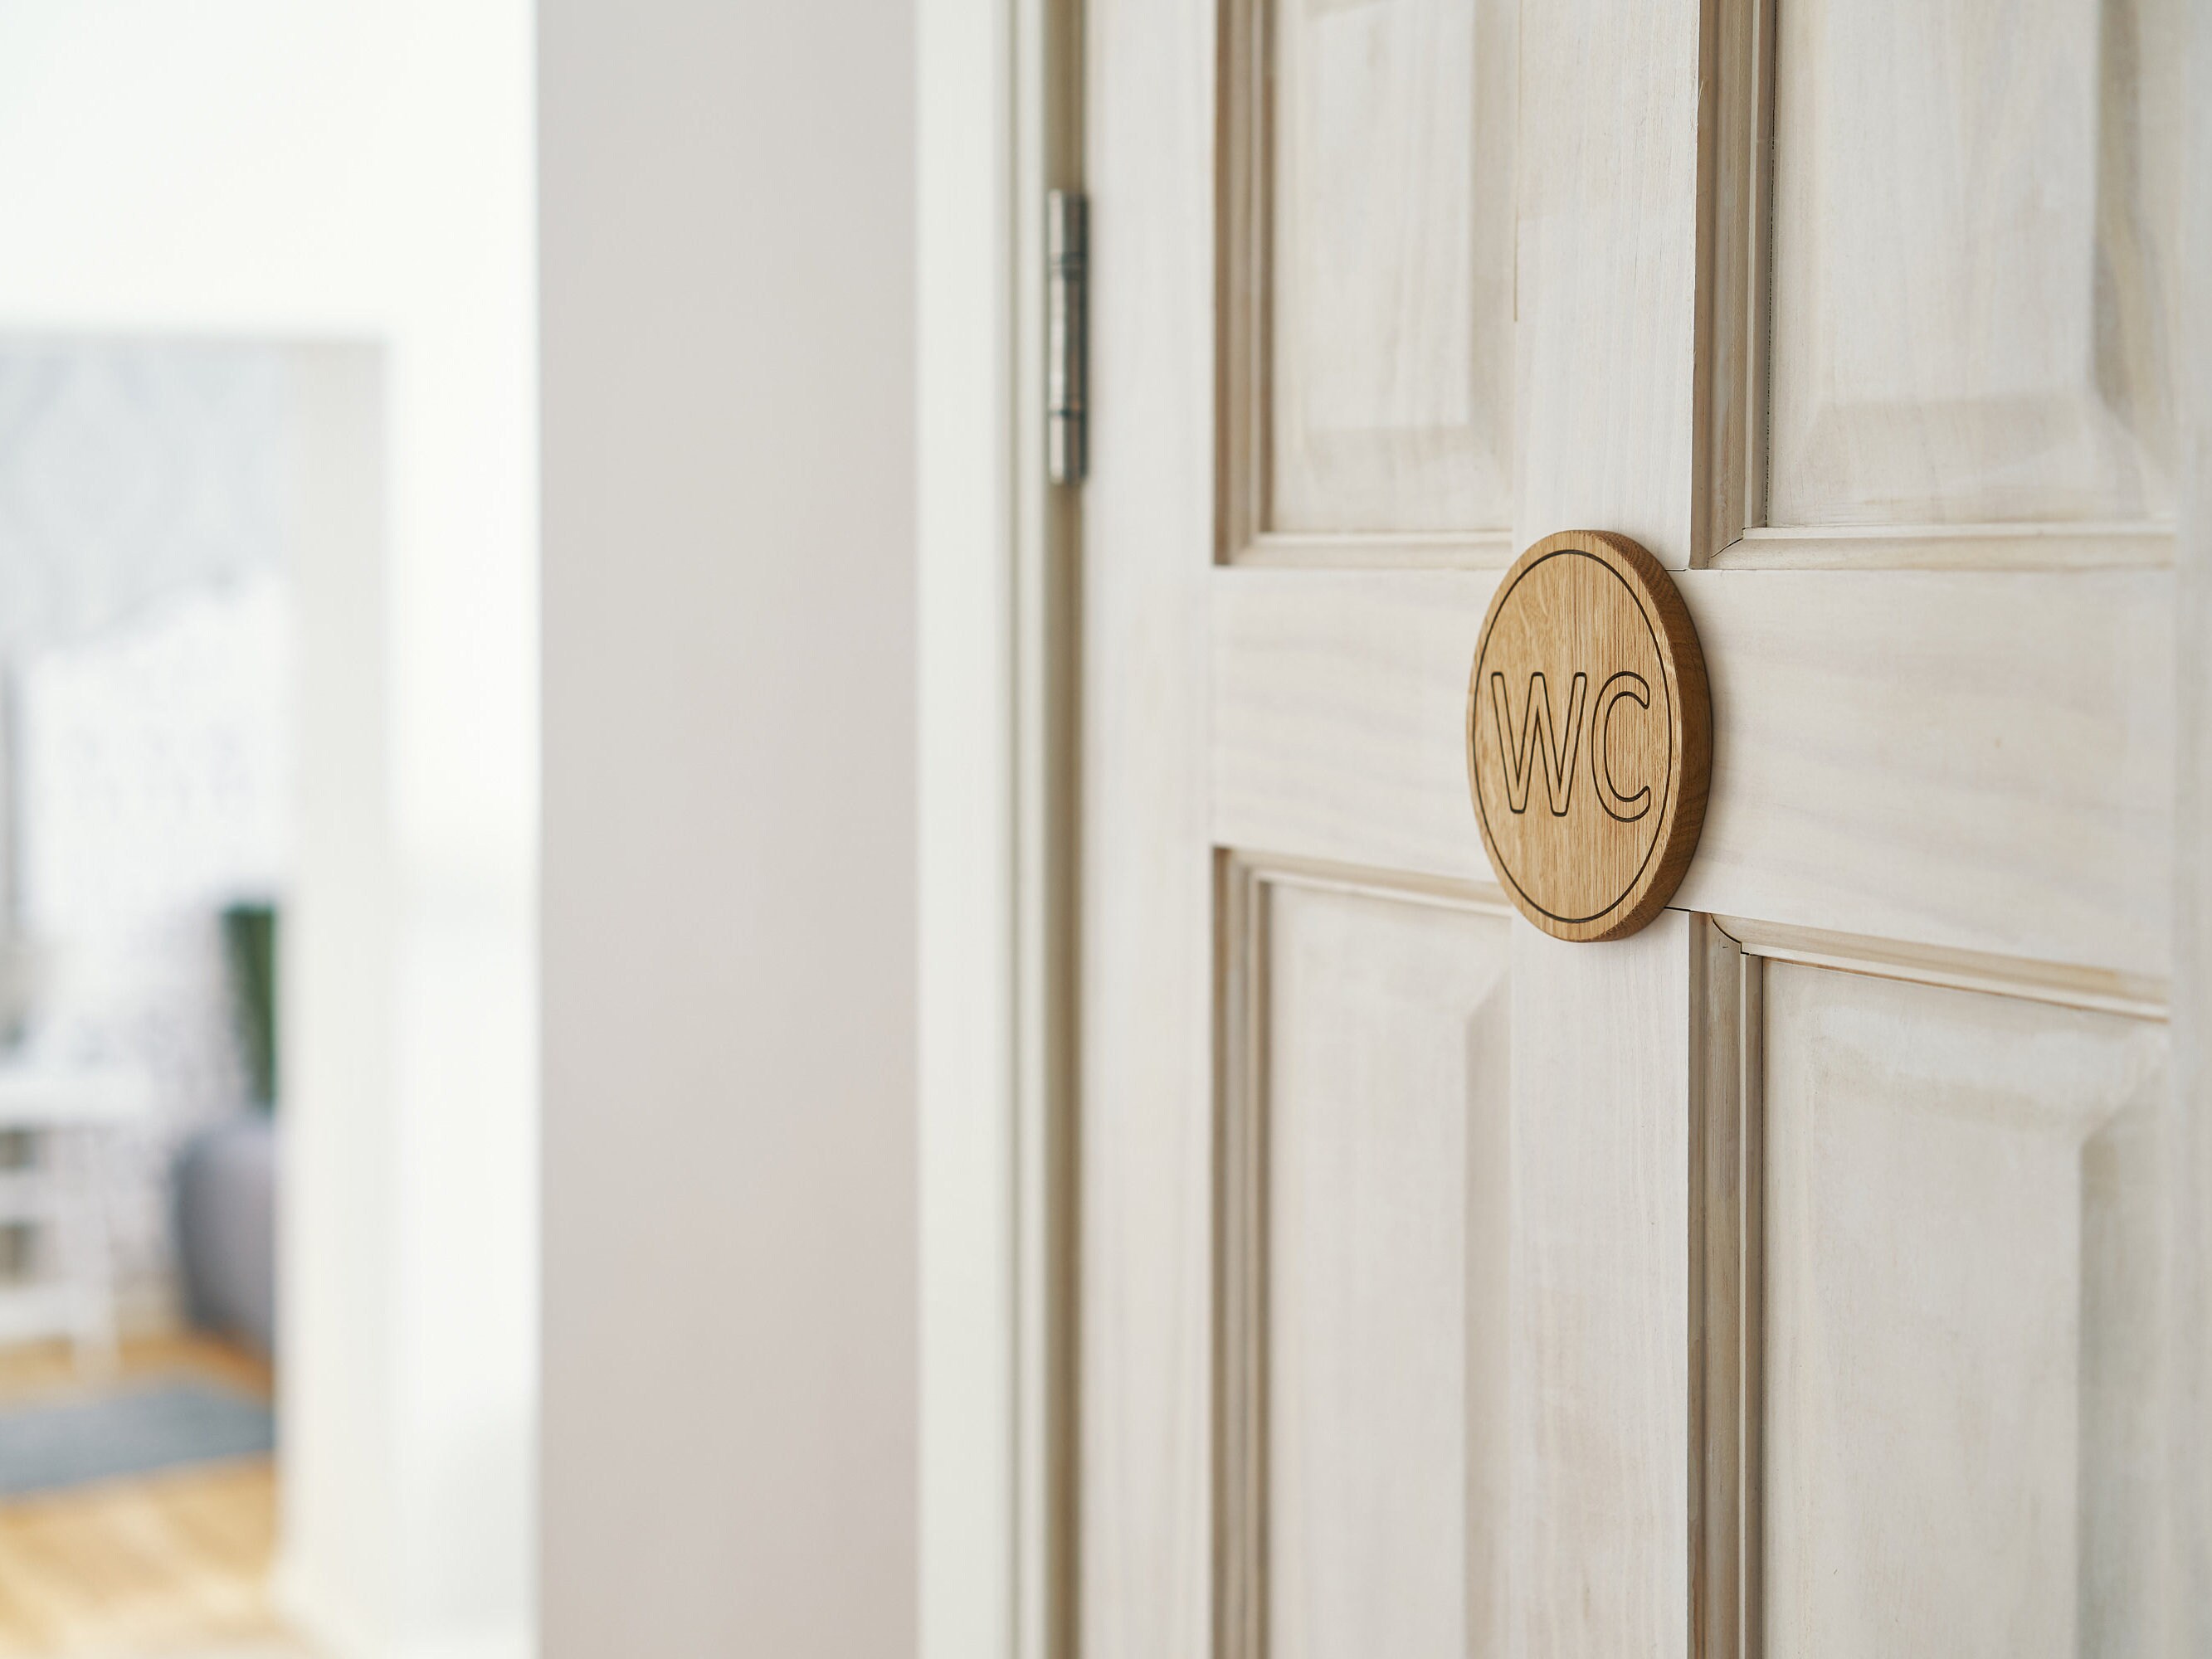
[1221,868,1510,1659]
[1763,962,2171,1657]
[1231,0,1516,551]
[1766,0,2184,530]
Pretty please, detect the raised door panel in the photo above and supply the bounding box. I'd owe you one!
[1762,961,2172,1657]
[1221,865,1510,1659]
[1765,0,2185,534]
[1226,0,1516,558]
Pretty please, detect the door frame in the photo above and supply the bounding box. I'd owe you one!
[918,0,1079,1657]
[921,2,2212,1655]
[2175,4,2212,1635]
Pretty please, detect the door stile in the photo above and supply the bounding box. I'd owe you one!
[1508,915,1695,1659]
[1515,0,1703,568]
[1079,0,1219,1656]
[1515,2,1761,1654]
[1505,920,1761,1659]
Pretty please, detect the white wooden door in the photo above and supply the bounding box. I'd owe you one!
[1079,1,2205,1657]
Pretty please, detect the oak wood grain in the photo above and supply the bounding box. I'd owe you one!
[1466,532,1711,941]
[0,1335,295,1659]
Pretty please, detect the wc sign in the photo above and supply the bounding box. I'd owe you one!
[1487,666,1655,822]
[1466,531,1712,942]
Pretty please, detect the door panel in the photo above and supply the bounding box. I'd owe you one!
[1220,866,1510,1659]
[1767,0,2185,529]
[1763,961,2171,1657]
[1223,0,1518,563]
[1264,0,1514,540]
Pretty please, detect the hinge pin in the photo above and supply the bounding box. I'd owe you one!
[1046,191,1088,485]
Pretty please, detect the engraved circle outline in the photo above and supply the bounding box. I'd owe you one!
[1469,546,1675,927]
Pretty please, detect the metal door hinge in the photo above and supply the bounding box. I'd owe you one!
[1047,191,1088,484]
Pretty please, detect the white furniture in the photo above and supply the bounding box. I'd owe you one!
[0,1063,153,1369]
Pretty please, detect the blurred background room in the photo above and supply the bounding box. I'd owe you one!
[0,2,928,1656]
[0,341,291,1655]
[0,5,539,1657]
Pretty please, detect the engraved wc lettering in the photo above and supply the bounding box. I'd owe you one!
[1488,670,1586,816]
[1465,532,1710,942]
[1592,671,1654,822]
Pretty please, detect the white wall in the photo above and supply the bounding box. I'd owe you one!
[538,2,918,1655]
[0,8,537,1658]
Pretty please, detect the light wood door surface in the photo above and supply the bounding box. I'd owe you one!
[1080,1,2203,1657]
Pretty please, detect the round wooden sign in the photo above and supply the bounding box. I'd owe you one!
[1466,530,1712,941]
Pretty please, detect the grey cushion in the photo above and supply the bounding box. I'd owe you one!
[174,1114,276,1357]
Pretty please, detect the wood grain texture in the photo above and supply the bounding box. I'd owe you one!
[1466,532,1710,941]
[1515,0,1703,565]
[1079,0,1217,1656]
[1509,913,1693,1659]
[1218,0,1516,563]
[0,1335,295,1659]
[1761,962,2172,1657]
[0,1462,291,1659]
[1499,9,1706,1640]
[1220,862,1512,1659]
[1212,566,2174,975]
[1674,567,2174,977]
[1085,2,2202,1657]
[1506,27,1716,1629]
[1765,0,2185,531]
[1212,567,1497,882]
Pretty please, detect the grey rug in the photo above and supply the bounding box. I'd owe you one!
[0,1378,274,1497]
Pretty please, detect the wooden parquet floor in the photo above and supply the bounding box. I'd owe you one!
[0,1337,306,1658]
